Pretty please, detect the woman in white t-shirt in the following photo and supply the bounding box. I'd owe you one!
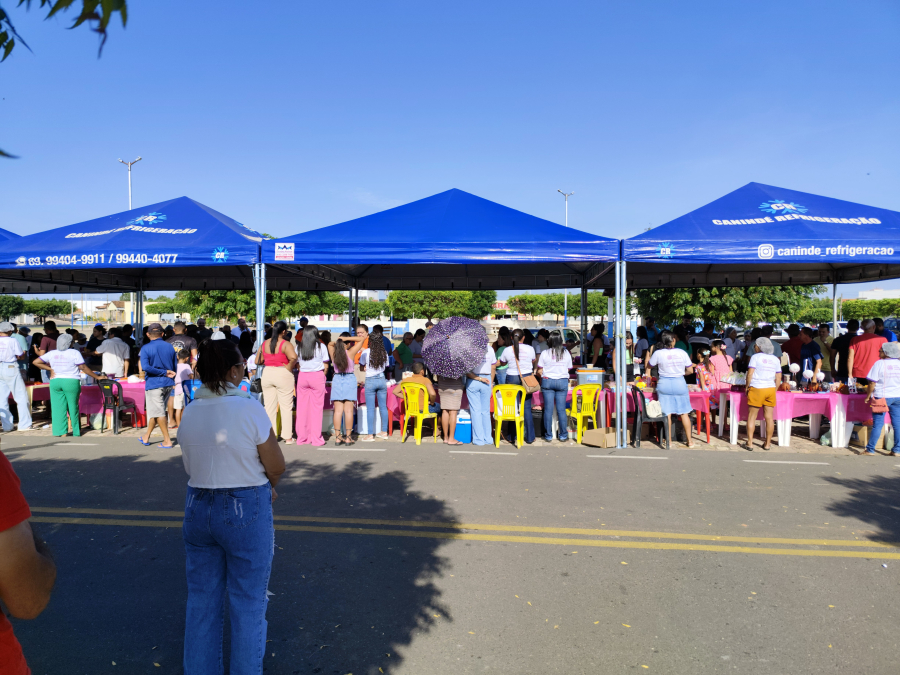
[863,342,900,455]
[648,331,695,448]
[178,338,285,673]
[465,331,498,446]
[295,325,330,446]
[360,330,390,441]
[745,337,781,450]
[33,333,97,437]
[537,330,574,443]
[498,328,537,444]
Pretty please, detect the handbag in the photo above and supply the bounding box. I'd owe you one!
[514,351,540,394]
[869,397,889,413]
[250,364,264,394]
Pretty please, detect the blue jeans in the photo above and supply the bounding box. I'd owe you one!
[364,374,388,434]
[505,374,535,443]
[496,368,508,385]
[541,377,569,441]
[465,377,492,445]
[183,483,274,675]
[868,397,900,454]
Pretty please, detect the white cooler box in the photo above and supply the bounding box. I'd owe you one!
[356,405,383,435]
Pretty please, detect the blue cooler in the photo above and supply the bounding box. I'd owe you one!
[454,409,472,443]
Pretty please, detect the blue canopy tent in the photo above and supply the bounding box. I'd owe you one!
[0,197,297,339]
[0,226,18,241]
[0,197,266,293]
[261,187,619,354]
[599,182,900,448]
[620,182,900,288]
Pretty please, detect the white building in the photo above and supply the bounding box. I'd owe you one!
[339,290,381,302]
[858,287,900,301]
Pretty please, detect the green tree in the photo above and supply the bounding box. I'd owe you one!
[633,285,825,327]
[797,297,836,324]
[386,291,470,322]
[24,298,73,323]
[0,295,24,320]
[842,298,900,321]
[357,299,384,321]
[463,290,497,320]
[507,293,547,318]
[1,0,128,157]
[585,290,607,319]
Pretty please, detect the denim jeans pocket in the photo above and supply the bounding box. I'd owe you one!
[224,488,261,528]
[183,488,201,523]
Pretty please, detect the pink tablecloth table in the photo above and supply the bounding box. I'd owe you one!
[79,382,148,428]
[724,390,882,448]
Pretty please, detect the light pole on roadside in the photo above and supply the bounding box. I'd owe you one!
[558,190,574,328]
[118,157,142,324]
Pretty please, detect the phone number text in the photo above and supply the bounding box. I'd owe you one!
[26,253,179,266]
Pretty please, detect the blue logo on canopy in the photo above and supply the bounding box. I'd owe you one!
[758,200,808,215]
[212,247,229,263]
[657,242,674,258]
[126,212,167,226]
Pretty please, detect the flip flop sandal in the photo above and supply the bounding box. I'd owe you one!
[138,437,152,446]
[158,443,175,449]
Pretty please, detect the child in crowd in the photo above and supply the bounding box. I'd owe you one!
[171,349,193,429]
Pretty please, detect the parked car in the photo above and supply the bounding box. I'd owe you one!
[527,327,584,358]
[883,318,900,338]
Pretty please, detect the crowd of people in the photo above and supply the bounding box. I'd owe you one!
[2,312,900,673]
[614,315,900,453]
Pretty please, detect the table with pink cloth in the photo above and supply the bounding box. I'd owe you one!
[79,382,147,426]
[724,390,885,448]
[323,382,470,430]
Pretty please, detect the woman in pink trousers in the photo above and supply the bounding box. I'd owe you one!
[295,325,330,445]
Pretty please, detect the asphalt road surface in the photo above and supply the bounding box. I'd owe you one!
[6,434,900,674]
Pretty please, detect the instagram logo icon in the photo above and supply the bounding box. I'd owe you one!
[757,244,775,259]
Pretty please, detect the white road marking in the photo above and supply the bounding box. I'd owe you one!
[449,450,518,456]
[318,448,386,452]
[586,455,668,460]
[53,443,98,446]
[743,460,830,465]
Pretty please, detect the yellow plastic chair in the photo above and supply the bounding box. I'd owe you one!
[571,384,603,444]
[399,382,438,445]
[492,384,526,449]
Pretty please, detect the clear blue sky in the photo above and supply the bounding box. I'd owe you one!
[3,0,899,302]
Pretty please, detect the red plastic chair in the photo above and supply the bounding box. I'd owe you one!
[694,393,711,443]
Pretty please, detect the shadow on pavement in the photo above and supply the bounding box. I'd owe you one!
[825,472,900,544]
[8,452,457,674]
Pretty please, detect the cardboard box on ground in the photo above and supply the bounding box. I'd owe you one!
[851,424,895,450]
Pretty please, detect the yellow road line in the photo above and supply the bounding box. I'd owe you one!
[28,516,900,560]
[29,506,899,549]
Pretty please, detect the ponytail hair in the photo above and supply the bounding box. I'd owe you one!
[511,328,524,362]
[270,320,287,354]
[368,331,387,369]
[548,329,565,360]
[300,324,319,361]
[196,339,244,395]
[332,332,350,373]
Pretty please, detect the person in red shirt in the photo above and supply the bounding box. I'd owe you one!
[781,324,803,366]
[0,449,57,675]
[849,319,888,384]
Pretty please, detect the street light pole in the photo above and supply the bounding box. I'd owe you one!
[558,190,574,328]
[119,157,142,324]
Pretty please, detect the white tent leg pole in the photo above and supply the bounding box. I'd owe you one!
[614,262,621,446]
[616,261,628,448]
[832,282,839,332]
[580,286,587,364]
[254,263,266,351]
[136,281,144,346]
